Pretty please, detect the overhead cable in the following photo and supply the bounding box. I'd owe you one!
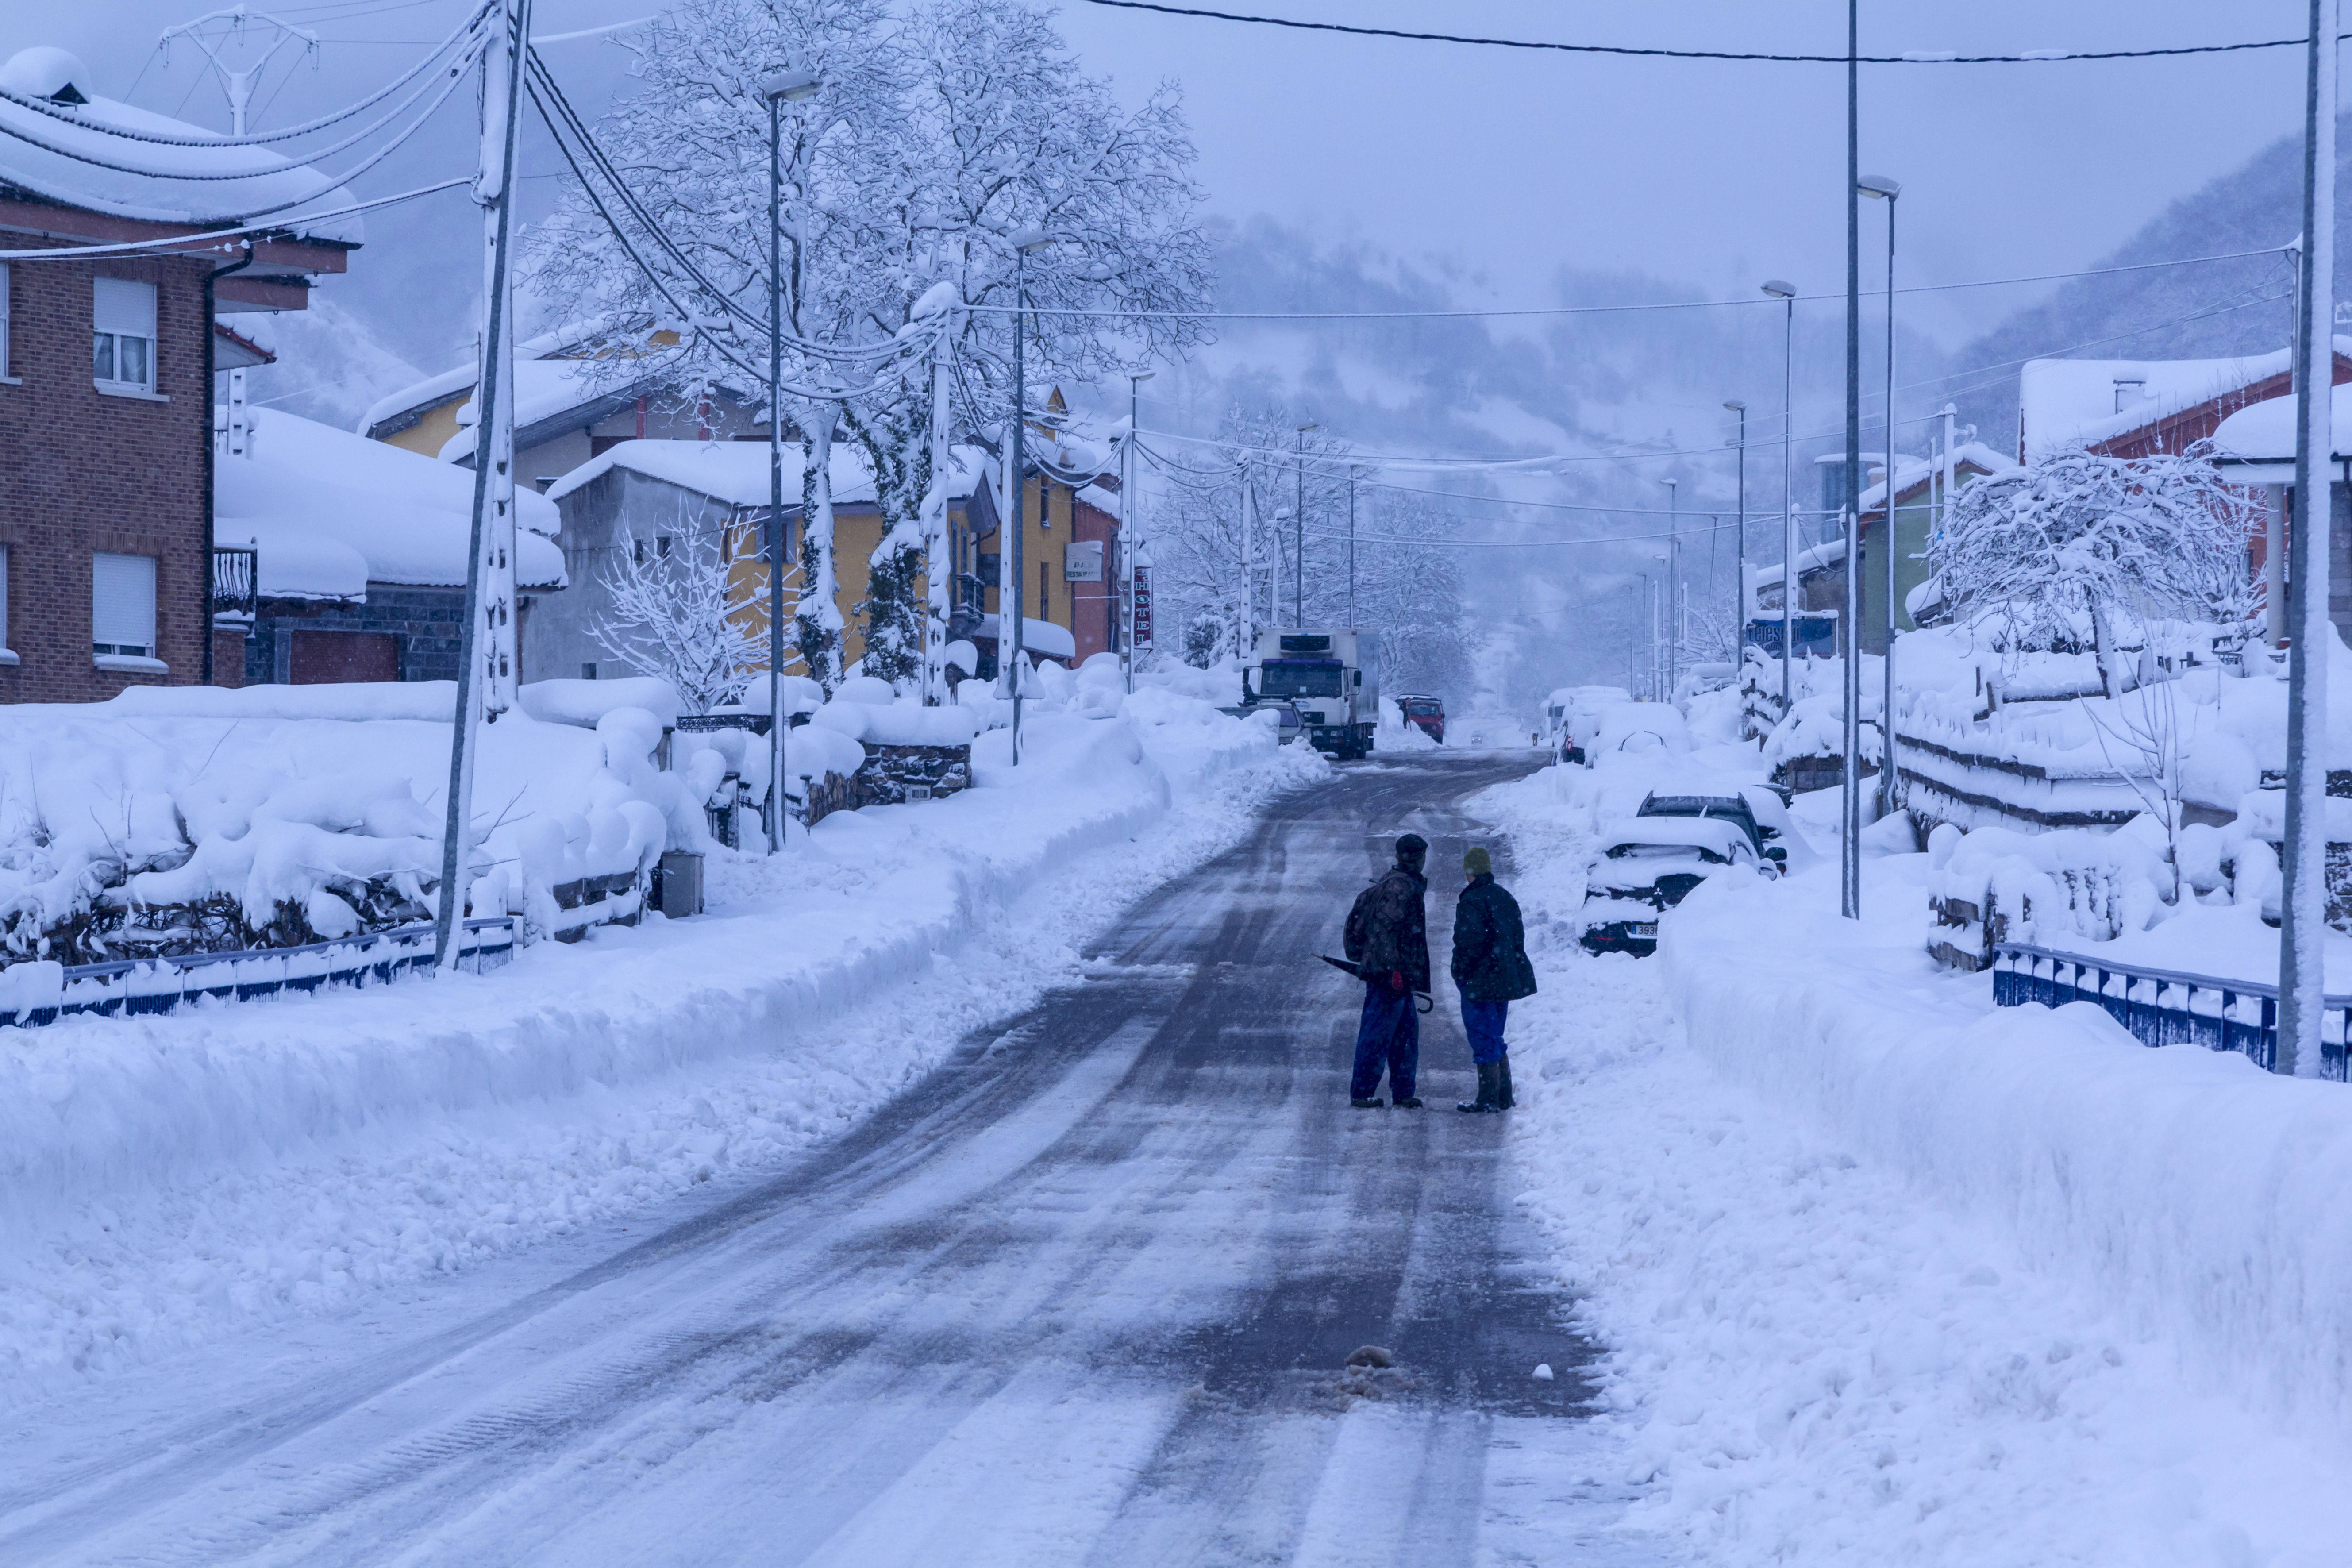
[1077,0,2331,65]
[0,0,493,146]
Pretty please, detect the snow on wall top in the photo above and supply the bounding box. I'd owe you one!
[2013,347,2352,462]
[1855,442,2016,513]
[542,438,990,512]
[216,411,563,599]
[2210,381,2352,462]
[0,48,358,239]
[974,613,1077,661]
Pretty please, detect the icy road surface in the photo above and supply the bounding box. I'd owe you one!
[0,754,1651,1567]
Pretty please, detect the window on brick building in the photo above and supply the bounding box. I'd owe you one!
[93,278,157,392]
[93,552,157,658]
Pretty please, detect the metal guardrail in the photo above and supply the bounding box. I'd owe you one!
[1991,942,2349,1080]
[0,917,521,1029]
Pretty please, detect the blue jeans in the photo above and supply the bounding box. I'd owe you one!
[1461,997,1510,1065]
[1351,983,1420,1101]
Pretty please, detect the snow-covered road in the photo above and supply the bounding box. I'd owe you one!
[0,754,1650,1567]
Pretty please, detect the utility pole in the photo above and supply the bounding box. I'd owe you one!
[1292,422,1318,625]
[1661,479,1679,697]
[1840,0,1864,921]
[1347,466,1360,626]
[1764,280,1798,726]
[436,0,529,972]
[2281,0,2338,1077]
[1006,230,1050,764]
[1725,401,1747,680]
[1124,370,1152,694]
[1860,174,1902,819]
[760,64,817,850]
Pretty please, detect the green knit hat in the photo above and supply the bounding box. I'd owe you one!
[1463,846,1492,876]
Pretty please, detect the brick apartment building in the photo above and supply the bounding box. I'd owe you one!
[0,45,354,704]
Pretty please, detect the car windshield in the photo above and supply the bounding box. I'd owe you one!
[1260,662,1343,697]
[1607,842,1725,863]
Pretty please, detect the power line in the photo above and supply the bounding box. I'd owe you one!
[962,244,2288,323]
[1077,0,2329,65]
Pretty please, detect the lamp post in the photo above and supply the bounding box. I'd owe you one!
[1660,478,1679,697]
[1006,227,1051,764]
[1763,280,1798,726]
[761,64,819,854]
[1840,0,1863,922]
[1633,572,1652,699]
[1294,421,1318,625]
[1860,173,1901,820]
[1347,465,1361,626]
[1124,369,1153,694]
[1725,400,1747,689]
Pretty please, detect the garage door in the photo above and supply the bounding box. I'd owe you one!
[289,629,400,684]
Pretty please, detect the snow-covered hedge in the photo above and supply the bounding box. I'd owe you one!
[0,683,712,967]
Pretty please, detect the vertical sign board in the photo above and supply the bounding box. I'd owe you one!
[1132,565,1154,649]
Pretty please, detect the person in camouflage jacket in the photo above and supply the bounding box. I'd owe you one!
[1342,833,1430,1106]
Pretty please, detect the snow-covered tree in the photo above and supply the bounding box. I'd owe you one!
[527,0,1212,700]
[1927,442,2262,697]
[591,523,766,713]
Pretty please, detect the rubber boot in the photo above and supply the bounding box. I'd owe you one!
[1497,1055,1515,1110]
[1457,1061,1501,1113]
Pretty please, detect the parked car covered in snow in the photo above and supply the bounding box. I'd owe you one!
[1582,702,1693,765]
[1635,789,1790,868]
[1550,685,1631,763]
[1580,815,1771,957]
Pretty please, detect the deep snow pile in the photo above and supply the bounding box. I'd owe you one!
[1475,764,2352,1565]
[0,682,716,973]
[0,680,1323,1406]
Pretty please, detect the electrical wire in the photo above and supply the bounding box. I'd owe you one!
[0,174,469,259]
[1076,0,2333,65]
[960,244,2290,324]
[0,0,494,146]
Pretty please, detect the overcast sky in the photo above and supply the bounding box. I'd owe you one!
[34,0,2327,349]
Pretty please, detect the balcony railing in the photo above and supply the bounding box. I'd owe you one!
[212,545,258,618]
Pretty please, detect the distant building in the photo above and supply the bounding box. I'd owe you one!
[215,412,564,685]
[2017,344,2352,464]
[0,45,357,703]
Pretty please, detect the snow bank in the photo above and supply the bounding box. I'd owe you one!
[1663,859,2352,1455]
[0,690,1324,1404]
[1474,770,2352,1566]
[0,687,706,968]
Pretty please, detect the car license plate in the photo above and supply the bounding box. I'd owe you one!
[1632,922,1658,937]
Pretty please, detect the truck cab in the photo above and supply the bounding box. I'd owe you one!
[1248,628,1382,759]
[1395,694,1445,744]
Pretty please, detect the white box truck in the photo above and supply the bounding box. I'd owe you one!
[1249,628,1381,759]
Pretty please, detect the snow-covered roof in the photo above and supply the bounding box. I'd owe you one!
[0,47,357,241]
[435,358,670,462]
[216,411,563,600]
[358,318,685,439]
[543,438,990,511]
[2016,344,2352,461]
[1856,442,2015,513]
[973,613,1077,661]
[2210,383,2352,468]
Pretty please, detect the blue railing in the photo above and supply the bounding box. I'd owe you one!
[1991,943,2349,1080]
[0,916,521,1030]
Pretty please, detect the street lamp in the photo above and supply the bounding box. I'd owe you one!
[1632,571,1652,699]
[1347,464,1363,627]
[1124,369,1153,694]
[1860,173,1901,819]
[762,62,820,853]
[1724,400,1747,698]
[1006,226,1051,764]
[1763,279,1797,727]
[1294,422,1318,625]
[1660,478,1678,697]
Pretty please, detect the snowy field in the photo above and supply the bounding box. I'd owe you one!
[1475,755,2352,1566]
[0,688,1323,1409]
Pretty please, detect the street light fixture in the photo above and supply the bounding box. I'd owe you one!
[1859,174,1900,819]
[1294,421,1318,625]
[762,61,820,853]
[1762,279,1797,726]
[1004,227,1051,764]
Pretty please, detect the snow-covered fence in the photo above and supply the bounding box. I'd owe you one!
[1990,942,2349,1080]
[0,916,519,1030]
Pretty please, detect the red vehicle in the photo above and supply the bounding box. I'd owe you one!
[1396,694,1445,744]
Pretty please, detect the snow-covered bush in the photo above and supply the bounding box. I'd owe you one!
[0,686,708,967]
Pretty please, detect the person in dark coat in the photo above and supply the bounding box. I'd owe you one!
[1343,832,1430,1108]
[1450,846,1536,1112]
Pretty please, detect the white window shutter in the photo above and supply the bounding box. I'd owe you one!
[93,277,156,338]
[93,552,157,652]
